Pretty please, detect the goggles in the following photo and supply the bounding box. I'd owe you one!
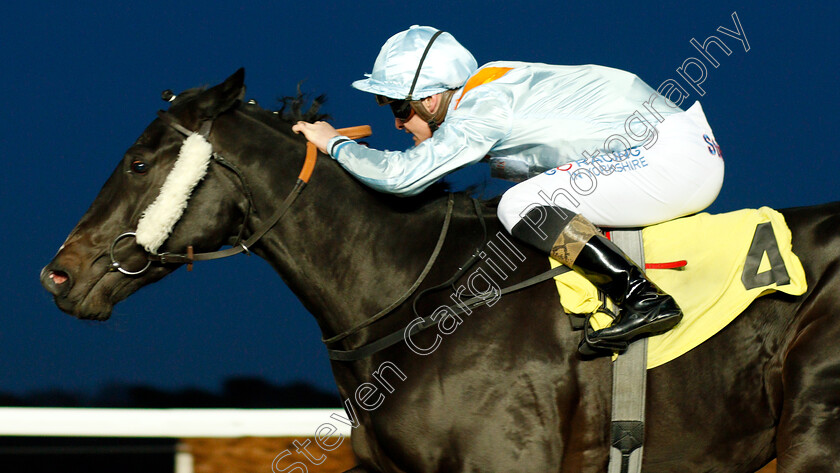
[376,95,414,122]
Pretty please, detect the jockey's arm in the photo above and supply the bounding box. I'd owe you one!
[323,90,512,196]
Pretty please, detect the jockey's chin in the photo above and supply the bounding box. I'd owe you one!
[396,114,433,145]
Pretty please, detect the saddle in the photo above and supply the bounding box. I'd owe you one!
[552,206,807,368]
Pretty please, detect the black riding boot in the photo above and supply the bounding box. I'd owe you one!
[511,206,682,354]
[572,234,683,349]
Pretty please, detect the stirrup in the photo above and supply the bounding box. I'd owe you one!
[578,313,629,357]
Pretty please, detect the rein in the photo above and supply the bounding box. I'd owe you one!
[324,197,572,362]
[108,109,371,274]
[321,193,455,346]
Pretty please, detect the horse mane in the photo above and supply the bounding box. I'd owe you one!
[167,85,327,123]
[276,86,329,123]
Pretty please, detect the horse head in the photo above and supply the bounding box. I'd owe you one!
[40,69,257,319]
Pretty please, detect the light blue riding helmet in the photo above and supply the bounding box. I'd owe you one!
[352,26,478,101]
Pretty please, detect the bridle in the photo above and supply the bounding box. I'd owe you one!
[108,107,371,275]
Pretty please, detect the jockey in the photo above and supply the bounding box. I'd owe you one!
[293,26,724,354]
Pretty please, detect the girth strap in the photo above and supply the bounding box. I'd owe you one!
[608,229,648,473]
[327,264,570,361]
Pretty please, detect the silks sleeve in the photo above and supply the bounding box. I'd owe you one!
[327,87,512,196]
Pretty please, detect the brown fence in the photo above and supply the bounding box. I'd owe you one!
[183,438,777,473]
[183,437,355,473]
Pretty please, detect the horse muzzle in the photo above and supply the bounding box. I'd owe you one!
[40,261,114,320]
[40,236,145,319]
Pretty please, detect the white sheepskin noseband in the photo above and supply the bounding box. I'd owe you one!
[135,133,213,254]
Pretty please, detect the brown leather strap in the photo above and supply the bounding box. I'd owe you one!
[300,126,371,183]
[337,125,373,140]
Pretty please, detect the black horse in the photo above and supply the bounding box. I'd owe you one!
[40,69,839,472]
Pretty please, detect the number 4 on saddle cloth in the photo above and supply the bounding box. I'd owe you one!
[551,207,808,368]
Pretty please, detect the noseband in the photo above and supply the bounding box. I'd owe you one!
[108,108,371,275]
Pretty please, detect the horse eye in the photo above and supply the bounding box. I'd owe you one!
[130,160,148,174]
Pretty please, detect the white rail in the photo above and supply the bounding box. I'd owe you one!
[0,408,351,438]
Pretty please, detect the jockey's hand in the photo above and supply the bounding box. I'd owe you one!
[292,121,340,154]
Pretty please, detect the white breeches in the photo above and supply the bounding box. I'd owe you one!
[498,101,724,231]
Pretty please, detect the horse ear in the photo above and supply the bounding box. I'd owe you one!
[197,68,246,119]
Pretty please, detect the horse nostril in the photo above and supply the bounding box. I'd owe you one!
[41,266,73,297]
[49,270,69,285]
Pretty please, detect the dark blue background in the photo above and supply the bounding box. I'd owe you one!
[2,2,837,399]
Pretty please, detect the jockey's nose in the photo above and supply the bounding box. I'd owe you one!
[394,118,405,130]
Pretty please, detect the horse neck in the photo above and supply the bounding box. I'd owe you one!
[212,111,462,339]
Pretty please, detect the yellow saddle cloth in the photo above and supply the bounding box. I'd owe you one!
[549,207,807,369]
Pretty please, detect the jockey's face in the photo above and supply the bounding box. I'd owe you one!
[394,94,439,145]
[396,112,432,145]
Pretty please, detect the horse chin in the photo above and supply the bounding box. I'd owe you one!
[57,297,113,321]
[53,269,159,321]
[51,286,113,321]
[50,271,118,320]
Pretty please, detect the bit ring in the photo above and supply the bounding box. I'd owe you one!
[109,232,152,276]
